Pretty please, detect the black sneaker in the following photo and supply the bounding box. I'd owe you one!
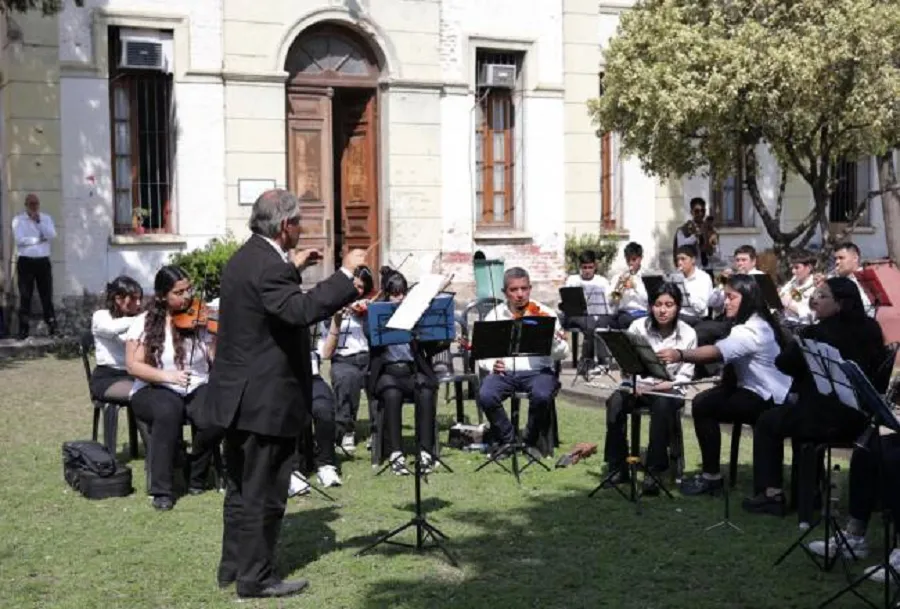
[741,492,786,516]
[679,475,723,496]
[641,477,661,497]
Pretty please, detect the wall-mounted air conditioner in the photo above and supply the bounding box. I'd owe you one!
[118,28,174,73]
[478,63,517,89]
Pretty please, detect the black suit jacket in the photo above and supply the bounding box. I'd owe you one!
[204,234,359,437]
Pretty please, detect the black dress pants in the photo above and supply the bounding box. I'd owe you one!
[848,434,900,529]
[692,385,774,476]
[219,428,296,594]
[330,353,369,437]
[130,384,212,497]
[567,315,613,363]
[604,390,683,472]
[16,256,55,335]
[374,364,437,455]
[294,376,337,471]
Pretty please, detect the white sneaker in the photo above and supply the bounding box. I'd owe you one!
[288,471,310,497]
[316,465,342,488]
[389,451,410,476]
[340,433,356,453]
[864,548,900,583]
[807,531,869,559]
[420,451,434,474]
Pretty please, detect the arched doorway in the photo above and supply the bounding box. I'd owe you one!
[284,24,381,281]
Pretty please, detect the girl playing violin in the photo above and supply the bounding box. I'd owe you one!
[125,265,215,511]
[90,275,143,401]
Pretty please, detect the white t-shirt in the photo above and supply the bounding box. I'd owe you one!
[124,311,213,396]
[316,313,368,358]
[671,269,714,318]
[91,310,138,369]
[715,313,792,404]
[564,274,612,315]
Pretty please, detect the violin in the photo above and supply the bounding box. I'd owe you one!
[512,301,551,319]
[171,298,218,334]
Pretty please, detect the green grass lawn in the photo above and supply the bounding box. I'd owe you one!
[0,356,883,609]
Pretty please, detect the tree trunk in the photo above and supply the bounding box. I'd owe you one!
[878,152,900,263]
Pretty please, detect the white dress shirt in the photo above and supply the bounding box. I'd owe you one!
[609,268,649,312]
[708,268,764,310]
[125,312,213,396]
[316,314,369,358]
[847,272,875,318]
[564,274,612,315]
[626,317,697,392]
[12,212,56,258]
[715,313,792,404]
[671,269,714,318]
[91,310,138,369]
[778,276,815,324]
[476,300,570,373]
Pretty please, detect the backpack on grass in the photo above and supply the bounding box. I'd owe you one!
[62,440,133,499]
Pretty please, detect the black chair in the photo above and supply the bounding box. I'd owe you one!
[79,332,140,459]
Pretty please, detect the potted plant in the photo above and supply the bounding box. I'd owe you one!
[131,208,147,235]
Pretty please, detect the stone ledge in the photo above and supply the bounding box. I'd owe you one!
[0,337,61,360]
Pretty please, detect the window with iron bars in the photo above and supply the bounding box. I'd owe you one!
[109,28,175,234]
[829,157,872,226]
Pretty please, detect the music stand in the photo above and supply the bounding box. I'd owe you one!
[855,268,893,315]
[588,330,676,513]
[641,275,665,300]
[817,360,900,609]
[357,292,458,566]
[752,274,784,311]
[470,315,556,482]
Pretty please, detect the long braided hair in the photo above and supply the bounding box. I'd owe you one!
[143,265,190,369]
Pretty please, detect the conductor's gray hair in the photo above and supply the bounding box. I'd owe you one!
[248,189,300,238]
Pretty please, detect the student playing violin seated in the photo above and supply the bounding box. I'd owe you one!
[125,266,215,511]
[365,267,449,475]
[603,282,697,496]
[90,275,143,401]
[475,267,570,454]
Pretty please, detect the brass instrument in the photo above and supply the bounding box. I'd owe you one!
[610,271,633,303]
[790,280,815,302]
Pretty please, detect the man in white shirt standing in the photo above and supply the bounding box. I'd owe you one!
[670,245,713,326]
[476,267,570,453]
[11,193,57,339]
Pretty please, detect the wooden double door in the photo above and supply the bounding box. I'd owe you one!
[286,85,379,284]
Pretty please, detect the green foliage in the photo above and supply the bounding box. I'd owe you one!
[168,233,241,300]
[1,0,82,15]
[589,0,900,257]
[564,233,618,275]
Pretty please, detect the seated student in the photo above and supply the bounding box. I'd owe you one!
[366,267,449,475]
[287,344,343,496]
[743,277,889,515]
[670,245,713,326]
[90,275,143,401]
[805,432,900,581]
[125,265,214,511]
[695,244,765,347]
[562,249,614,373]
[815,241,875,318]
[658,274,793,495]
[778,251,816,326]
[476,267,570,454]
[609,242,650,329]
[603,282,697,495]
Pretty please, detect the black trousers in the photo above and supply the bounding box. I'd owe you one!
[604,390,683,472]
[294,376,336,471]
[567,315,613,363]
[219,428,296,594]
[375,364,437,455]
[16,256,55,334]
[753,396,868,494]
[849,434,900,529]
[130,384,212,497]
[692,385,774,475]
[330,353,369,437]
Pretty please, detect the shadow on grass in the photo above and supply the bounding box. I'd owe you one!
[277,506,343,576]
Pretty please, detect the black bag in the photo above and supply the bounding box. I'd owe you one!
[62,440,133,499]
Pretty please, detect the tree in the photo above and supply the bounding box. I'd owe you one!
[0,0,82,15]
[589,0,900,265]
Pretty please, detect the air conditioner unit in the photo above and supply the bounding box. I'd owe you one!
[478,63,517,89]
[118,28,174,73]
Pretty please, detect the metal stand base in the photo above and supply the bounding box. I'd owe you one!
[589,456,674,515]
[706,475,742,533]
[475,441,550,484]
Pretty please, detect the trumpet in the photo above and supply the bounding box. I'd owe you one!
[610,271,633,303]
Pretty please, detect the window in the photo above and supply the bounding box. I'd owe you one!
[598,72,619,230]
[710,150,754,228]
[109,28,175,234]
[829,157,871,226]
[475,50,521,229]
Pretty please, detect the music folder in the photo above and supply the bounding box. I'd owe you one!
[470,316,556,362]
[752,274,784,311]
[596,329,671,382]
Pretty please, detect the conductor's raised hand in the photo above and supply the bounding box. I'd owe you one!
[290,248,322,269]
[342,248,367,272]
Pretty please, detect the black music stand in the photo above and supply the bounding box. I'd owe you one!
[588,330,675,513]
[471,315,556,482]
[356,292,458,566]
[855,267,893,315]
[559,286,612,381]
[641,275,665,300]
[817,360,900,609]
[752,274,784,311]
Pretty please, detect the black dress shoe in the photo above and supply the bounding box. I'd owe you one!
[151,496,174,511]
[217,578,235,589]
[237,578,309,598]
[641,478,661,497]
[679,475,724,496]
[741,492,786,516]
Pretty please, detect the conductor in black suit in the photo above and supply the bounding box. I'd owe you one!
[204,189,366,599]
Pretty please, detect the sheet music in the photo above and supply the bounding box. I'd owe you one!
[799,338,859,410]
[583,285,611,316]
[386,274,448,331]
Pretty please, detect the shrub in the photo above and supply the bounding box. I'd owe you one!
[564,233,619,276]
[168,233,242,300]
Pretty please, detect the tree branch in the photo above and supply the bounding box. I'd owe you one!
[773,164,788,224]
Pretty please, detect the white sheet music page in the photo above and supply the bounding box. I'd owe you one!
[386,274,448,330]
